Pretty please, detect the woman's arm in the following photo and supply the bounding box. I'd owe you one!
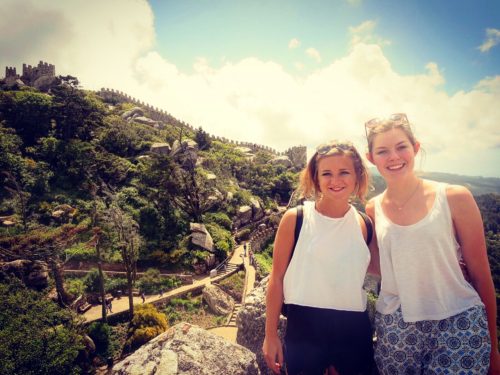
[365,199,380,277]
[262,208,297,374]
[447,185,499,374]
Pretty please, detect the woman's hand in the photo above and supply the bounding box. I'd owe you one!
[263,334,284,374]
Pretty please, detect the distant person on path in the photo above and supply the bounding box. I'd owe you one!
[243,243,247,257]
[364,113,498,374]
[263,141,378,375]
[107,300,112,313]
[140,291,145,303]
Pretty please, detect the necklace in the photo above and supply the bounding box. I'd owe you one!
[389,179,421,211]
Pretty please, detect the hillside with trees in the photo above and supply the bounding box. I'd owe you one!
[0,76,300,372]
[0,76,499,373]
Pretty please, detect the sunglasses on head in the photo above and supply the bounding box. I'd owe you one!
[315,142,353,156]
[364,113,409,138]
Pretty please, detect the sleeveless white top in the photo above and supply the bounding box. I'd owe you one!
[283,200,370,311]
[374,182,483,322]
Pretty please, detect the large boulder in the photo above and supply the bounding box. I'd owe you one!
[150,142,171,155]
[236,205,253,226]
[250,198,264,220]
[171,139,199,167]
[133,116,158,127]
[190,223,214,252]
[0,260,49,290]
[236,276,286,375]
[111,323,259,375]
[121,107,144,120]
[202,284,235,316]
[269,155,292,168]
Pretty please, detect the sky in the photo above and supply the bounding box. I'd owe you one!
[1,0,499,177]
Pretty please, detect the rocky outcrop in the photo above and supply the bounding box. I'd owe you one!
[202,284,235,316]
[250,198,264,220]
[111,323,259,375]
[269,155,292,168]
[0,259,49,290]
[121,107,144,120]
[150,143,171,155]
[133,116,158,127]
[237,276,286,374]
[51,204,77,221]
[190,223,214,252]
[233,197,265,229]
[236,206,253,227]
[171,139,199,167]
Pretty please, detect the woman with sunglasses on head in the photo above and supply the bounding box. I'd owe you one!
[263,141,378,375]
[364,114,499,374]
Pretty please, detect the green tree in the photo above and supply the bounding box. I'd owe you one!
[194,126,211,150]
[104,202,141,318]
[0,278,84,375]
[0,90,52,146]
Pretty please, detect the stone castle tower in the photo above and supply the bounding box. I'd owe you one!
[3,61,56,90]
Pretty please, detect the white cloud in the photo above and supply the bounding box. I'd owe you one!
[288,38,301,49]
[349,20,391,47]
[478,28,500,53]
[294,62,305,70]
[1,1,499,177]
[305,47,322,63]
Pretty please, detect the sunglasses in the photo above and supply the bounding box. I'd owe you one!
[364,113,409,138]
[316,142,354,156]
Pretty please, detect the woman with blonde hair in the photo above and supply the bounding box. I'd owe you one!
[263,140,378,375]
[364,113,498,374]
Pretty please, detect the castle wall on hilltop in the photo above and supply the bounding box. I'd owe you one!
[3,61,55,89]
[98,88,307,164]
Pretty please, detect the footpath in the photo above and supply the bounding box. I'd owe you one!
[83,244,257,343]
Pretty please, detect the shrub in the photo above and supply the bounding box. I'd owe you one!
[84,268,104,293]
[203,212,232,230]
[124,304,168,352]
[135,268,181,294]
[205,222,234,259]
[87,322,112,357]
[65,242,95,262]
[65,277,85,298]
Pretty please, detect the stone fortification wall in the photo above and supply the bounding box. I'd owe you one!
[98,88,306,161]
[249,227,276,254]
[3,61,55,89]
[22,61,55,81]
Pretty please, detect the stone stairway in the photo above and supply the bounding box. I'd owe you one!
[217,262,240,277]
[227,303,242,327]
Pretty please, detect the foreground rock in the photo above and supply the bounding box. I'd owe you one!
[236,276,286,374]
[112,323,260,375]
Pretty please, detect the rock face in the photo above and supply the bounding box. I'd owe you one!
[0,259,49,290]
[237,276,286,375]
[190,223,214,252]
[150,142,171,155]
[236,205,253,227]
[121,107,144,120]
[250,198,264,220]
[269,155,292,168]
[202,284,235,316]
[111,323,260,375]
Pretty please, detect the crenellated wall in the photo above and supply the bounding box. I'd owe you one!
[99,87,307,164]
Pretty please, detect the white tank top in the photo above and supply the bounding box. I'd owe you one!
[283,200,370,311]
[374,182,483,322]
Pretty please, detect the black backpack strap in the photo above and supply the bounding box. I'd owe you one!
[289,205,303,262]
[359,211,373,245]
